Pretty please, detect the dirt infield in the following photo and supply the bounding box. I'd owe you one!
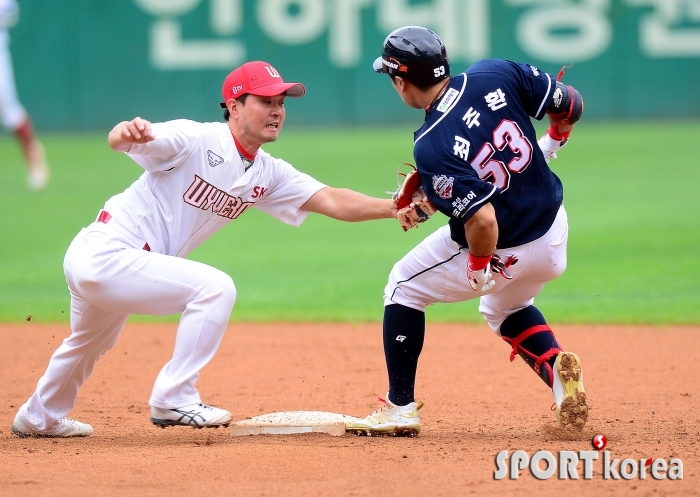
[1,322,697,496]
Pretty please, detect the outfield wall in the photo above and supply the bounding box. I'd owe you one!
[9,0,700,130]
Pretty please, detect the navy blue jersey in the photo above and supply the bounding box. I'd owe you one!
[413,59,563,249]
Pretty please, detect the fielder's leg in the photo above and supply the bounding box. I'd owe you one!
[13,292,127,438]
[68,230,236,429]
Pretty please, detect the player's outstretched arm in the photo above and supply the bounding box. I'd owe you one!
[301,186,398,222]
[108,117,156,152]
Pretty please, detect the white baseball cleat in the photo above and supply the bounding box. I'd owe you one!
[553,351,588,429]
[345,396,423,437]
[27,141,50,191]
[11,411,93,438]
[150,403,232,429]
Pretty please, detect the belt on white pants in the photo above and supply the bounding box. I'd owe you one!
[97,210,151,252]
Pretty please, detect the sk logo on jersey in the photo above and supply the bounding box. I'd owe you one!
[251,186,267,199]
[432,175,454,200]
[207,150,224,167]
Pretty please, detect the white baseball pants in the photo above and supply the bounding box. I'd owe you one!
[0,30,26,130]
[384,205,568,332]
[21,221,236,431]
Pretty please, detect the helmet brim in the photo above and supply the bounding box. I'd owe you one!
[373,57,385,74]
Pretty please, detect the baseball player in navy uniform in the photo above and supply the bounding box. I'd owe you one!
[346,26,587,437]
[11,61,398,438]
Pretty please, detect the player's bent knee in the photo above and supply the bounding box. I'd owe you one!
[478,301,512,332]
[211,273,236,308]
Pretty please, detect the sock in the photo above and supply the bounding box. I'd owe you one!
[14,117,37,161]
[383,304,425,406]
[500,306,561,387]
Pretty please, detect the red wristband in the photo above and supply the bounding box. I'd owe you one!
[467,252,492,271]
[547,124,570,142]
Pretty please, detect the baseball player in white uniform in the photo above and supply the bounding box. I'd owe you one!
[11,60,398,438]
[0,0,49,190]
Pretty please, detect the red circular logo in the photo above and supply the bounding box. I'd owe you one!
[591,434,607,451]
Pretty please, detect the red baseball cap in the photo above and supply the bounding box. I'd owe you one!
[220,61,306,108]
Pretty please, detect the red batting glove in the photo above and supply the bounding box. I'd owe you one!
[467,253,495,292]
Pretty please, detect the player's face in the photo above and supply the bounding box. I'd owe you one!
[237,94,286,146]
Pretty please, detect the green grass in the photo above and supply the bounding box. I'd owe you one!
[0,121,698,324]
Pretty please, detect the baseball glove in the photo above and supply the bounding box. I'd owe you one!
[392,163,437,232]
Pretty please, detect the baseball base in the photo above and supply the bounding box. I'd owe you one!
[230,411,360,437]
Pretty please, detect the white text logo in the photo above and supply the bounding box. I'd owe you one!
[494,450,683,481]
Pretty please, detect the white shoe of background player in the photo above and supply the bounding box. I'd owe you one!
[27,140,50,191]
[345,395,423,437]
[11,411,93,438]
[150,403,232,429]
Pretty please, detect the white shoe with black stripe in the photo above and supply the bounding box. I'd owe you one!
[151,403,232,429]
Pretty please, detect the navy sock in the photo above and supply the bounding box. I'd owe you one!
[383,304,425,406]
[500,306,561,386]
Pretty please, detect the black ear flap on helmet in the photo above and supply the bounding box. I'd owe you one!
[373,26,450,88]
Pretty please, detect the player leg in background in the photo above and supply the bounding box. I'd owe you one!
[479,206,588,429]
[0,30,49,190]
[12,226,236,438]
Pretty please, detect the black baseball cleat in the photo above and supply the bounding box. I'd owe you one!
[150,403,232,429]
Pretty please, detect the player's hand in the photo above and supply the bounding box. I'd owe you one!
[121,117,155,144]
[467,252,495,292]
[396,187,437,231]
[108,117,155,152]
[538,132,567,164]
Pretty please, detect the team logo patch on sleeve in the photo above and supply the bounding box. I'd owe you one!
[432,175,454,199]
[207,150,224,167]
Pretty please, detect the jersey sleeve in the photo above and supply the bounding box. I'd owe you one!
[417,134,501,222]
[126,120,199,172]
[254,158,327,227]
[467,59,555,120]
